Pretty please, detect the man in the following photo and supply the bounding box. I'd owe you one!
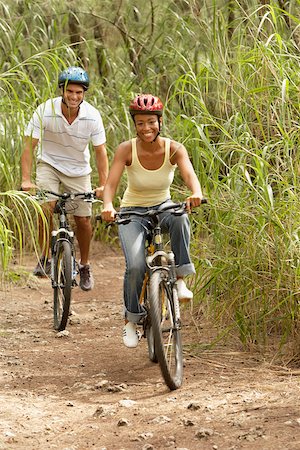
[21,66,108,291]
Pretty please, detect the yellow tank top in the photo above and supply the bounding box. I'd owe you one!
[121,137,177,207]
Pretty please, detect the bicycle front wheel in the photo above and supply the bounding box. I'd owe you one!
[149,270,183,390]
[146,321,158,363]
[53,240,72,331]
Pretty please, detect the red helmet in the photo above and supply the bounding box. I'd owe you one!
[129,94,163,116]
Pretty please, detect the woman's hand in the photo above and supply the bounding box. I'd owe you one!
[101,205,117,222]
[185,194,203,212]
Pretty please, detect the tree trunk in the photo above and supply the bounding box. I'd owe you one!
[93,20,109,86]
[68,7,87,68]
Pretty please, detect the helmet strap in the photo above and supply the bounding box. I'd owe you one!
[151,131,160,143]
[151,115,161,142]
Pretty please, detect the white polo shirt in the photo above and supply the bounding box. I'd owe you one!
[25,97,106,177]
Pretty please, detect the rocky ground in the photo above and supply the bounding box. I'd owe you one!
[1,241,300,449]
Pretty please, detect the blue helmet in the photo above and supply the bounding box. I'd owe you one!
[58,66,90,90]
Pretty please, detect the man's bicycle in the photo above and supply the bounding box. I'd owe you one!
[114,200,206,390]
[36,190,96,331]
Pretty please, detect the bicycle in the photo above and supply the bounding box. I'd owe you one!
[36,190,96,331]
[113,200,207,390]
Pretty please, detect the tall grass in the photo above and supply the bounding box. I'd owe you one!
[163,2,300,353]
[0,191,48,278]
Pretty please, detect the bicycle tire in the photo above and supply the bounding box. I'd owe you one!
[53,240,72,331]
[146,322,158,363]
[149,270,183,390]
[143,282,158,363]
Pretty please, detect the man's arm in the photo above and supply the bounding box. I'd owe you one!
[21,137,39,190]
[94,144,109,198]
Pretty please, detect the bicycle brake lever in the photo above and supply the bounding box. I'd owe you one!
[172,208,186,216]
[116,218,131,225]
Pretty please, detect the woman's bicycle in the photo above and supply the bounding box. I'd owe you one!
[114,200,206,390]
[36,190,96,331]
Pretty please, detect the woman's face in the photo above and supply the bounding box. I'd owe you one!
[134,114,161,142]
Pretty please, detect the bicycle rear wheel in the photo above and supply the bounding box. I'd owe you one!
[149,270,183,390]
[53,240,72,331]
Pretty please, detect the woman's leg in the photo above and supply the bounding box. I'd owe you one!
[118,218,148,323]
[162,212,195,277]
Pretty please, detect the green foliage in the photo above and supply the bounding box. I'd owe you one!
[0,191,48,277]
[1,0,300,353]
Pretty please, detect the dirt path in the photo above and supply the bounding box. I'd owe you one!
[1,241,300,450]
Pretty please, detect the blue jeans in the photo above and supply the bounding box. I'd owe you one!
[118,200,195,323]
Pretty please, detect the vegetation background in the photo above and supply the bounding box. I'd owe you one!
[1,0,300,358]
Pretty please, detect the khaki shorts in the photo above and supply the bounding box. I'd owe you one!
[36,161,92,217]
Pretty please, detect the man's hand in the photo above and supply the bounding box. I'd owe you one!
[95,186,105,199]
[21,181,38,192]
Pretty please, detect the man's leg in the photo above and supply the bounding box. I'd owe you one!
[74,215,94,291]
[74,215,92,265]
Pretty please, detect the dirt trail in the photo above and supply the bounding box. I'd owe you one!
[1,241,300,450]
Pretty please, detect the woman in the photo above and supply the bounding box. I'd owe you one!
[101,94,204,348]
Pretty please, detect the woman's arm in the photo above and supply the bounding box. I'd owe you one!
[101,142,130,221]
[171,141,203,210]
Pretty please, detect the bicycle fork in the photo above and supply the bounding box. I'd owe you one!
[147,251,181,329]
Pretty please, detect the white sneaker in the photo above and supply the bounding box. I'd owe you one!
[123,322,139,348]
[176,279,193,302]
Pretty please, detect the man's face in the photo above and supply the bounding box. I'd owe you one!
[62,83,85,109]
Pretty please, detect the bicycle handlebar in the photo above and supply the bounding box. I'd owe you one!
[35,190,96,202]
[113,199,207,225]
